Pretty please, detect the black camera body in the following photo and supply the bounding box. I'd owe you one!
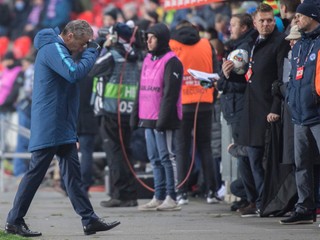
[98,27,110,38]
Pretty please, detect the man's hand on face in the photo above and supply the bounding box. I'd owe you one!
[87,40,101,51]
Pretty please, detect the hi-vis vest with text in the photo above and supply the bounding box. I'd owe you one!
[169,38,214,104]
[91,50,139,116]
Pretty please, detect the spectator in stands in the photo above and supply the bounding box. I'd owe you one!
[196,2,231,29]
[103,8,117,28]
[214,13,230,43]
[203,27,225,65]
[40,0,71,30]
[144,10,159,27]
[0,52,23,153]
[279,0,301,33]
[23,0,45,39]
[0,0,12,37]
[10,0,31,40]
[122,2,139,23]
[12,56,35,177]
[0,52,23,114]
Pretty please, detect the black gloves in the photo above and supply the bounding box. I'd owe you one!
[87,40,101,51]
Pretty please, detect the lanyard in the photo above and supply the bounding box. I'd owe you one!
[248,37,264,67]
[296,36,320,67]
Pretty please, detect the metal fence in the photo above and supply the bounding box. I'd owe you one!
[0,113,237,194]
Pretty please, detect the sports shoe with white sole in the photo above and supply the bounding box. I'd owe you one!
[138,197,163,211]
[177,192,189,205]
[206,190,221,204]
[157,195,181,211]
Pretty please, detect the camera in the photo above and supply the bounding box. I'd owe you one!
[108,32,118,44]
[98,27,110,38]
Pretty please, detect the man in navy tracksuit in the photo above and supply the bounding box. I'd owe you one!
[5,20,120,237]
[281,2,320,225]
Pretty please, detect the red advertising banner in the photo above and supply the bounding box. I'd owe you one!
[164,0,226,10]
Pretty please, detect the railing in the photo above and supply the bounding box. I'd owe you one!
[0,113,237,195]
[0,114,107,192]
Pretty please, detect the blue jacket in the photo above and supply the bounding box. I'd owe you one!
[286,25,320,126]
[29,28,99,151]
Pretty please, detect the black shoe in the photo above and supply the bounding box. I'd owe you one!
[5,222,42,237]
[279,212,313,225]
[230,199,249,212]
[83,218,120,235]
[100,199,138,207]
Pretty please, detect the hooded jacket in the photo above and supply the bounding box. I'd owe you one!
[130,23,183,130]
[170,25,217,113]
[29,27,99,151]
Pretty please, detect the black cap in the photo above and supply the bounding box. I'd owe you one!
[296,2,320,23]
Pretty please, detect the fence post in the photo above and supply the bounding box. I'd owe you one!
[0,114,5,192]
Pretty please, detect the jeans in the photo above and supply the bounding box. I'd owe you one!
[175,111,217,194]
[145,128,177,201]
[13,107,31,176]
[7,144,98,226]
[294,124,320,213]
[78,134,95,192]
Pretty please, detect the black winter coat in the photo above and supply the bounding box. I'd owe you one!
[237,29,290,147]
[218,28,258,125]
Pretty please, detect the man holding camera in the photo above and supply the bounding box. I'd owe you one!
[90,23,139,208]
[5,20,120,237]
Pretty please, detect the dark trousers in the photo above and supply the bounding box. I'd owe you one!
[7,144,98,226]
[230,177,247,200]
[294,124,320,213]
[238,156,257,203]
[176,110,217,194]
[78,134,95,192]
[242,146,265,209]
[100,115,137,200]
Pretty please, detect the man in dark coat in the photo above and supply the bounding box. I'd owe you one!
[227,3,290,216]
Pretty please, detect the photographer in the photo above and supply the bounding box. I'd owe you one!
[90,23,140,208]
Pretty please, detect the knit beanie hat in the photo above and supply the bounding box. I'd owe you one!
[296,2,320,23]
[114,23,133,42]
